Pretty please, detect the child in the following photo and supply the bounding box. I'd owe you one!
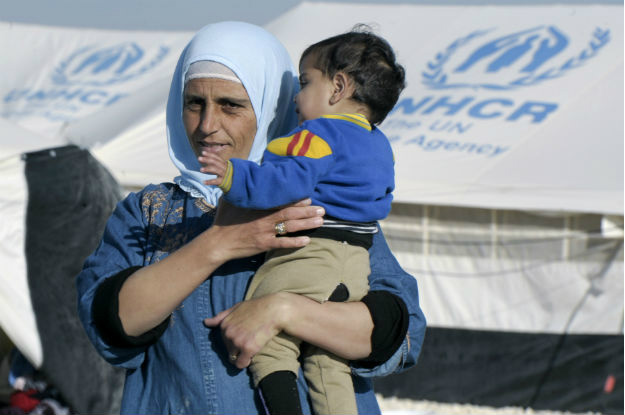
[200,27,405,415]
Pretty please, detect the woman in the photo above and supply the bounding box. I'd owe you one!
[76,21,425,414]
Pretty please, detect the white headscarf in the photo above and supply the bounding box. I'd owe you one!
[167,21,299,205]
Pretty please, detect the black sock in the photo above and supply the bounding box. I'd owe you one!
[258,370,302,415]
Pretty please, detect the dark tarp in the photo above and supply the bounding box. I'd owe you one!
[24,145,125,414]
[374,327,624,414]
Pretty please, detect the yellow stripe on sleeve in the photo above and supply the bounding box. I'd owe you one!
[267,130,333,159]
[219,160,234,192]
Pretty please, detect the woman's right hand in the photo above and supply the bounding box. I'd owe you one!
[206,198,324,264]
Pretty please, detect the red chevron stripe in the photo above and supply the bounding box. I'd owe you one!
[286,131,302,156]
[297,132,313,156]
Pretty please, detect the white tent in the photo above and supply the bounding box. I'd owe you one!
[0,21,188,184]
[0,2,622,413]
[4,3,622,209]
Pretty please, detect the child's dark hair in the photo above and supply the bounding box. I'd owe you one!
[300,24,405,125]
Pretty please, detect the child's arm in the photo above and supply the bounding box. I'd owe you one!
[198,151,327,208]
[223,153,330,209]
[198,128,335,210]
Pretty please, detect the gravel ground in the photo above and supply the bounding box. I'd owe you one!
[376,395,603,415]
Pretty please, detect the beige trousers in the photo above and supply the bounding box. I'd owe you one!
[245,237,370,415]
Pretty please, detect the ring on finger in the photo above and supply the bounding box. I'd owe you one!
[274,221,288,236]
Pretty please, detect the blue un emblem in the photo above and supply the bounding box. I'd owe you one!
[51,42,169,87]
[422,25,610,90]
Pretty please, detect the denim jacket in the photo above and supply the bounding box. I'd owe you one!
[76,183,426,414]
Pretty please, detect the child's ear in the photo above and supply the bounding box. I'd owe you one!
[329,72,351,105]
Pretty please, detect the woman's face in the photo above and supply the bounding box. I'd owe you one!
[183,77,257,161]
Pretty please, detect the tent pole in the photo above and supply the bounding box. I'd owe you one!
[563,216,571,260]
[422,205,429,271]
[491,209,498,261]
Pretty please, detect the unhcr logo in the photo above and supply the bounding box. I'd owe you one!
[3,42,170,122]
[51,42,169,86]
[422,26,610,90]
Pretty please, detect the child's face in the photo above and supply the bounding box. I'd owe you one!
[295,54,335,124]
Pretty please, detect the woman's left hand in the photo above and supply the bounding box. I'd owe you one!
[203,293,288,369]
[204,291,374,368]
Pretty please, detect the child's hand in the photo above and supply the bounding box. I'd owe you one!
[199,152,228,186]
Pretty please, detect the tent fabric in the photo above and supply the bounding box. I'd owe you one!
[381,204,624,335]
[0,21,189,186]
[1,5,622,213]
[0,155,41,368]
[0,119,54,160]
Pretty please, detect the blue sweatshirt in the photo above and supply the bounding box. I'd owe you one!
[221,113,394,222]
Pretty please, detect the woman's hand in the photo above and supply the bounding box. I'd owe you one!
[207,199,324,264]
[204,292,373,368]
[204,293,289,369]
